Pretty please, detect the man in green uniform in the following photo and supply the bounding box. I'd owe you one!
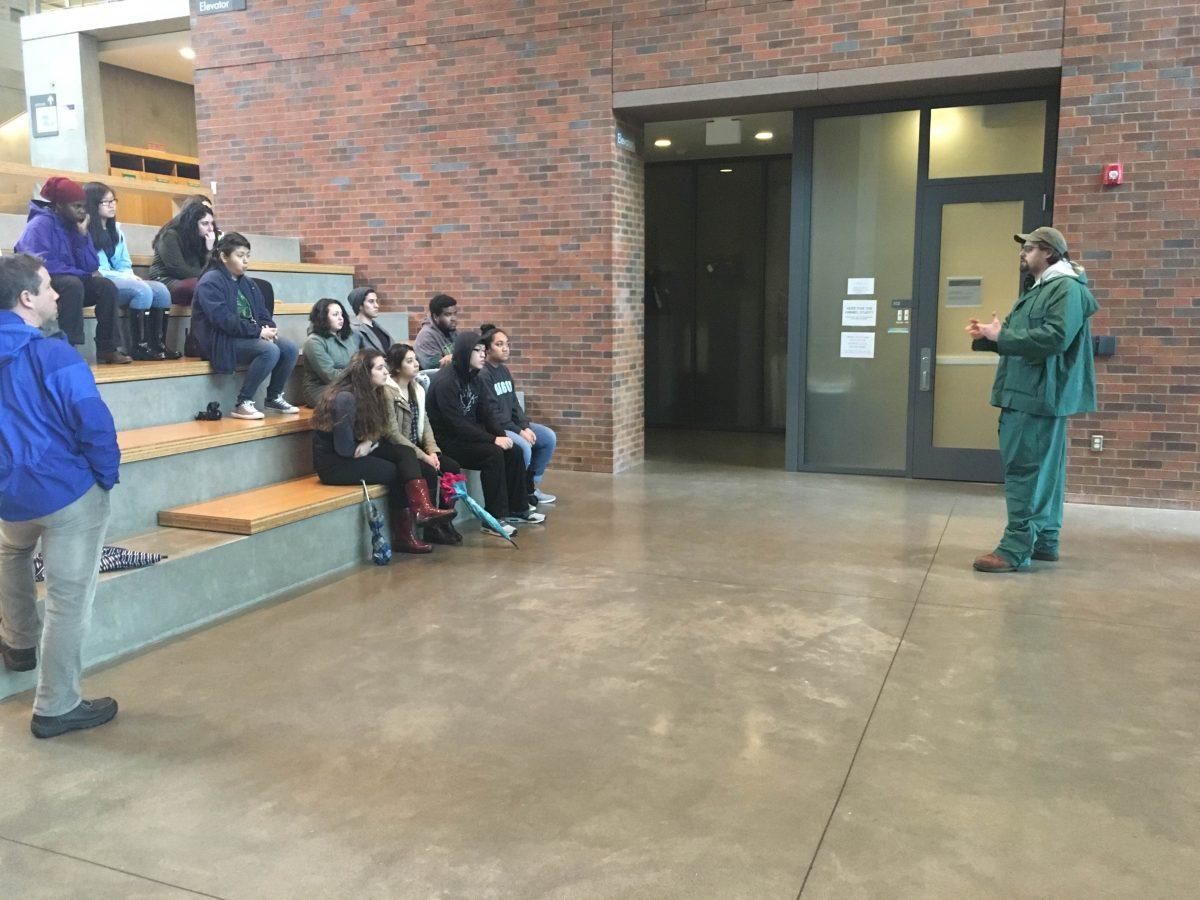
[965,226,1099,573]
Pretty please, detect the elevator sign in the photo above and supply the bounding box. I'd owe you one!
[197,0,247,15]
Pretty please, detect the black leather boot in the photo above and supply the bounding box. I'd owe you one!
[151,308,181,359]
[129,310,157,360]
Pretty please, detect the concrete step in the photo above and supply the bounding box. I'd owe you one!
[0,508,383,705]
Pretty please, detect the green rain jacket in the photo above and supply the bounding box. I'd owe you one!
[973,261,1099,417]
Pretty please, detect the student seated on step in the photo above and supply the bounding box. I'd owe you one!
[190,232,300,420]
[0,253,121,739]
[12,176,130,364]
[413,292,459,370]
[383,342,463,546]
[478,324,558,507]
[84,182,180,361]
[312,350,456,555]
[425,331,544,536]
[349,286,392,353]
[149,196,277,317]
[300,298,358,407]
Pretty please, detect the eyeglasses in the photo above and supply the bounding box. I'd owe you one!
[1020,244,1038,253]
[99,199,117,206]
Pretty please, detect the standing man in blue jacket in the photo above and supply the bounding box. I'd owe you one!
[0,253,121,738]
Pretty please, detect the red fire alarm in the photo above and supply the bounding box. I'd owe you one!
[1102,163,1123,186]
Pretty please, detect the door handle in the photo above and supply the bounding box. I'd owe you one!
[919,347,932,392]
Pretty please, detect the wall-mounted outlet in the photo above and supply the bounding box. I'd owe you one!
[1090,434,1104,452]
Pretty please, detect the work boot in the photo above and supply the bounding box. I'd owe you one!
[128,310,158,361]
[152,308,182,359]
[393,507,432,554]
[31,697,118,739]
[973,553,1017,573]
[96,347,132,365]
[1,637,37,672]
[403,480,455,526]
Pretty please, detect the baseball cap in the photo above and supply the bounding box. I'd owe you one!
[1014,226,1068,256]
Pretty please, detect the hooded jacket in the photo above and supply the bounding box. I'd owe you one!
[190,263,276,374]
[414,315,456,370]
[96,223,135,278]
[12,200,100,279]
[973,260,1099,417]
[300,326,359,407]
[0,310,120,521]
[425,332,493,445]
[476,361,530,436]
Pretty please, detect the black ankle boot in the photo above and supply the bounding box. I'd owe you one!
[129,310,157,361]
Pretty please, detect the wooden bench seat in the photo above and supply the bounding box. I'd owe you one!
[159,475,385,535]
[83,301,314,319]
[127,254,354,276]
[119,408,314,463]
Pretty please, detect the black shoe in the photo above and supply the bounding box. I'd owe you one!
[424,521,463,546]
[0,637,37,672]
[31,697,118,739]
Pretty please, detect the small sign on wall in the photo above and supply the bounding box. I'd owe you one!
[29,94,58,138]
[197,0,247,15]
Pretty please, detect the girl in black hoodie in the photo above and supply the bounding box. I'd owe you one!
[425,332,541,533]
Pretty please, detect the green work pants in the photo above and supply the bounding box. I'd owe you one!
[995,408,1067,566]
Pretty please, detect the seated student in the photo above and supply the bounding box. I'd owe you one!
[84,182,179,361]
[190,232,300,420]
[413,293,458,370]
[478,324,558,506]
[13,176,130,364]
[384,342,462,545]
[349,286,392,353]
[312,349,455,554]
[425,332,544,536]
[187,195,276,317]
[300,298,358,407]
[148,201,214,307]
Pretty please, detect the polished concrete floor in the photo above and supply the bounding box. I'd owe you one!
[2,437,1199,898]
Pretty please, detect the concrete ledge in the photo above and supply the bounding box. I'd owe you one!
[614,49,1062,120]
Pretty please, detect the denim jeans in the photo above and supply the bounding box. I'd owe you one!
[505,422,557,482]
[231,336,299,403]
[0,484,111,716]
[108,275,171,311]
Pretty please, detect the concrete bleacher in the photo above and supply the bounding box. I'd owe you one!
[0,256,417,705]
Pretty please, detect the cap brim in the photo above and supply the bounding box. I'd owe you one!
[1014,233,1032,244]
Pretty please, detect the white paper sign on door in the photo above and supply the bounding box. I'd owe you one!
[846,277,875,295]
[842,299,877,327]
[840,332,875,359]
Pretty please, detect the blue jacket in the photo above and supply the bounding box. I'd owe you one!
[12,200,100,279]
[0,310,120,521]
[191,264,276,374]
[97,224,134,277]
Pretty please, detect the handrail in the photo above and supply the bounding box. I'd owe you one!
[0,161,199,200]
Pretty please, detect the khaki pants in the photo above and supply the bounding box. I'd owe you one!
[0,484,111,716]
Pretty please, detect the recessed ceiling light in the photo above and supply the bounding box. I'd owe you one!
[754,130,774,141]
[719,168,733,173]
[653,138,672,148]
[179,47,196,60]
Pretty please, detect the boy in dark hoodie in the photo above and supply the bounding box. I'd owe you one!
[477,324,557,506]
[413,293,458,370]
[425,331,544,533]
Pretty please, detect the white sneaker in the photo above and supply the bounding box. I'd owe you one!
[265,394,299,414]
[507,511,546,525]
[231,400,264,420]
[484,522,518,537]
[533,488,556,504]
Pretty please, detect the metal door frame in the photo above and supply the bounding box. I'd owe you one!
[786,86,1059,475]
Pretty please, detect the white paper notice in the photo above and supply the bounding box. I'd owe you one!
[846,277,875,295]
[840,332,875,359]
[34,104,58,135]
[842,299,877,327]
[60,104,79,132]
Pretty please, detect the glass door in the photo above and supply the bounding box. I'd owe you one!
[910,182,1046,481]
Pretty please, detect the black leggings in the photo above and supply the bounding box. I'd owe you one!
[438,440,527,519]
[315,442,460,515]
[52,274,119,351]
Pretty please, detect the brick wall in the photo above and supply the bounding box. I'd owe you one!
[193,0,1197,505]
[1057,0,1200,509]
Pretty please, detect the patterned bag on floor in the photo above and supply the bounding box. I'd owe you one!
[33,546,167,583]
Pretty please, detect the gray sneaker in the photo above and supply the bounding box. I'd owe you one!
[485,522,518,537]
[231,400,264,420]
[264,395,300,414]
[507,511,546,525]
[533,488,556,504]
